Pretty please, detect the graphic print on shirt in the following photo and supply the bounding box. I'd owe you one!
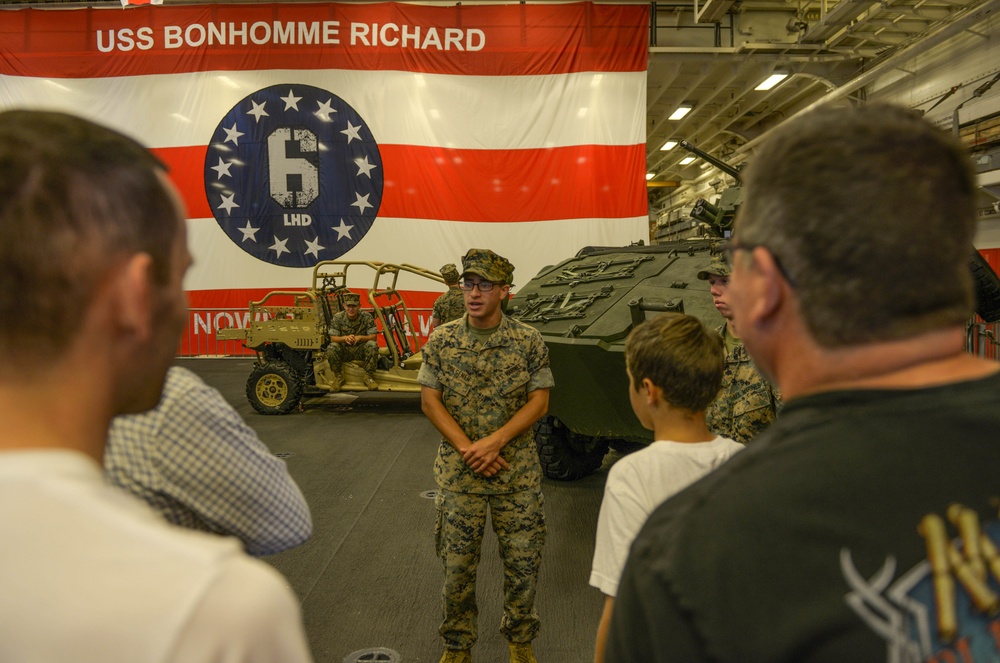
[842,501,1000,662]
[204,84,383,268]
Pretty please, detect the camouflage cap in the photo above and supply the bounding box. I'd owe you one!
[461,248,514,284]
[696,253,731,280]
[440,263,460,284]
[342,291,361,305]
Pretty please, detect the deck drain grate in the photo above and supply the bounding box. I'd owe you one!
[343,647,400,663]
[420,490,438,500]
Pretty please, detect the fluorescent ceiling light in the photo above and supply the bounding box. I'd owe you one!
[668,104,692,121]
[679,156,696,165]
[660,140,678,151]
[645,172,656,181]
[755,73,788,91]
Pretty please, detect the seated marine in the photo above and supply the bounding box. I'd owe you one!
[326,292,379,391]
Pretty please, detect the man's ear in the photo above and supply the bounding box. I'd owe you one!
[109,253,155,339]
[745,246,786,326]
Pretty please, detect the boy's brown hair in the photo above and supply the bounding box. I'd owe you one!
[625,313,724,413]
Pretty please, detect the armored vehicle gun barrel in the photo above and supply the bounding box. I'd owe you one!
[678,140,743,236]
[678,140,743,183]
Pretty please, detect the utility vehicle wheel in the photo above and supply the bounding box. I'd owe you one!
[534,415,609,481]
[246,361,302,415]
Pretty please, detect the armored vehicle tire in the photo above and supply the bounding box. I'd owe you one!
[534,416,609,481]
[247,361,302,415]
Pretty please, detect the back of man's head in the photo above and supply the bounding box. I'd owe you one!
[0,111,181,371]
[625,313,724,413]
[736,103,976,346]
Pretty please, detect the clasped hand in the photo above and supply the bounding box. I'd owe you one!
[461,433,509,477]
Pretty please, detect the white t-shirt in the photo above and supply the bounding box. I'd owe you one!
[589,437,743,597]
[0,450,313,663]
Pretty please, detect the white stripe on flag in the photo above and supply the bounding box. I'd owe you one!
[0,69,645,150]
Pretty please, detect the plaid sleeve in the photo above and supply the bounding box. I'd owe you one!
[105,367,313,556]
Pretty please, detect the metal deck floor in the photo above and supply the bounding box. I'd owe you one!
[179,358,611,663]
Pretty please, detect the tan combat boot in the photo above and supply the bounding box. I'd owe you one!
[329,372,344,392]
[438,649,471,663]
[363,374,378,390]
[508,642,538,663]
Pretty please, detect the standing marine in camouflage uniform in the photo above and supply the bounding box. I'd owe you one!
[697,253,780,443]
[326,291,379,390]
[418,249,554,663]
[430,263,466,331]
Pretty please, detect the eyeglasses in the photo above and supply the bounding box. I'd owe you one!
[459,279,500,292]
[720,239,797,287]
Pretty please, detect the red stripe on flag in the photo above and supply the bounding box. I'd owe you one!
[0,3,648,79]
[155,142,647,223]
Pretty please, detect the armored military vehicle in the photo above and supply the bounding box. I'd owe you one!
[217,260,442,414]
[507,239,724,480]
[507,138,1000,481]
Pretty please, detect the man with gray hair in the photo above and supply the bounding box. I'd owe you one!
[0,110,312,662]
[606,104,1000,662]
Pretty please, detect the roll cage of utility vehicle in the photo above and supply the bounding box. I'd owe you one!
[216,260,444,414]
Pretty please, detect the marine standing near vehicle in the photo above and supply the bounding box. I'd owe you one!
[697,253,779,443]
[418,249,554,663]
[326,291,379,390]
[430,263,466,331]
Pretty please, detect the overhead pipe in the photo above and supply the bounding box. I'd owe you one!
[730,0,1000,160]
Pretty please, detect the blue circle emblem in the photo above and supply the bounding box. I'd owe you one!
[204,84,383,267]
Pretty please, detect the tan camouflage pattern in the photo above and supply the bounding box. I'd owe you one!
[434,487,545,649]
[705,322,781,444]
[341,291,361,304]
[327,309,379,374]
[432,287,466,325]
[417,315,554,494]
[461,248,515,284]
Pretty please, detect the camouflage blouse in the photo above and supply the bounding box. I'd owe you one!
[329,310,377,337]
[418,316,554,494]
[432,287,466,325]
[705,322,781,444]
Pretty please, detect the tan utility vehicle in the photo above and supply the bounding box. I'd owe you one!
[217,261,442,414]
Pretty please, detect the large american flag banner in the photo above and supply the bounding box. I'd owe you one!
[0,2,649,352]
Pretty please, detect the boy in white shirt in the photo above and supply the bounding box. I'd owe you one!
[590,313,743,663]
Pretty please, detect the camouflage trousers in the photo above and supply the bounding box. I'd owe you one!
[434,487,546,649]
[326,340,378,375]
